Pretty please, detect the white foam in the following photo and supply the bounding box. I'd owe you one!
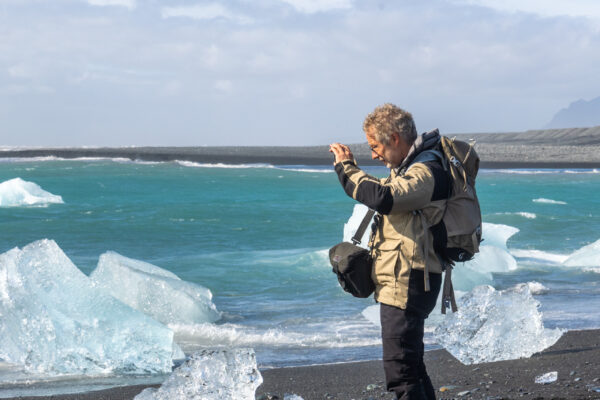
[494,212,536,219]
[433,284,564,364]
[533,198,567,205]
[134,348,262,400]
[90,252,221,326]
[169,318,381,351]
[483,169,600,175]
[0,178,64,207]
[563,238,600,267]
[518,281,550,295]
[176,161,274,169]
[0,240,178,376]
[510,249,569,264]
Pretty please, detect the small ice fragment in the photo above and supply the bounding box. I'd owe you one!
[535,371,557,384]
[134,348,262,400]
[0,178,63,207]
[284,395,305,400]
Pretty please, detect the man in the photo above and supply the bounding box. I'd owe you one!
[329,103,449,400]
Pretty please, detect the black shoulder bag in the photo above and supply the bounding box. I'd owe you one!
[328,209,376,298]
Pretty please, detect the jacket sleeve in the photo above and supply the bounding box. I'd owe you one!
[334,160,434,215]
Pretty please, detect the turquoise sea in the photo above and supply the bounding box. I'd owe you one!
[1,157,599,395]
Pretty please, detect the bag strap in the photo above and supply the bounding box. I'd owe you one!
[352,208,376,245]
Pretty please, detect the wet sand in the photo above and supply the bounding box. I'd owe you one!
[4,329,599,400]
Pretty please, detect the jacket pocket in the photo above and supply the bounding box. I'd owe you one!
[372,240,402,288]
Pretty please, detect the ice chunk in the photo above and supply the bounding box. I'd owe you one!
[134,348,262,400]
[433,284,563,364]
[343,204,373,248]
[0,178,63,207]
[535,371,557,384]
[0,240,178,375]
[90,252,221,325]
[480,223,519,249]
[563,238,600,267]
[361,304,380,327]
[451,223,519,291]
[284,395,305,400]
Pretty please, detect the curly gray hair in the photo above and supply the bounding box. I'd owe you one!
[362,103,417,145]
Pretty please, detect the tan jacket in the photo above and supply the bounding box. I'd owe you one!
[335,160,446,309]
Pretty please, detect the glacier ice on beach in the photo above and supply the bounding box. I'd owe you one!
[0,240,178,375]
[90,252,221,325]
[563,238,600,267]
[451,223,519,291]
[134,348,262,400]
[343,204,373,248]
[433,284,563,364]
[0,177,63,207]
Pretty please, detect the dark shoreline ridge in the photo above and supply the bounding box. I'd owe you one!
[4,329,599,400]
[2,126,600,168]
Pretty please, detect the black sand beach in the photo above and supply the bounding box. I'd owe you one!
[2,126,600,168]
[4,329,599,400]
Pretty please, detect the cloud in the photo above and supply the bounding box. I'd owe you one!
[278,0,353,14]
[451,0,600,20]
[87,0,136,10]
[214,79,233,93]
[161,4,253,24]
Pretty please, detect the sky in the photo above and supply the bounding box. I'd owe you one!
[1,0,600,146]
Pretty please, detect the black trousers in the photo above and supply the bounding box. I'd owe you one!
[380,270,441,400]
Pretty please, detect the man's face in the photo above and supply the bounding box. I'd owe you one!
[366,127,410,168]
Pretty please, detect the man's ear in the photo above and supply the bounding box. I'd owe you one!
[390,132,401,147]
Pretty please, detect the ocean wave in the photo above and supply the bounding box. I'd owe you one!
[482,169,600,175]
[493,211,536,219]
[533,198,567,205]
[176,161,275,169]
[170,319,381,351]
[0,178,64,207]
[510,249,569,264]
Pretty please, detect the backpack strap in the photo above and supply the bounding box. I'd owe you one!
[441,265,458,314]
[416,210,431,292]
[412,149,458,312]
[408,149,447,171]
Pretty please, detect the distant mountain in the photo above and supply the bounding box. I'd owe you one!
[545,96,600,129]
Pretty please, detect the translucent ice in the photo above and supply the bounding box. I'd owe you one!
[535,371,557,384]
[0,178,63,207]
[563,238,600,267]
[433,284,563,364]
[0,240,178,375]
[134,348,262,400]
[451,223,519,291]
[343,204,373,248]
[90,252,221,325]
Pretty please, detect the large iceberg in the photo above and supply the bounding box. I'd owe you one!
[433,284,563,364]
[134,348,262,400]
[0,178,64,207]
[90,252,221,326]
[0,240,178,375]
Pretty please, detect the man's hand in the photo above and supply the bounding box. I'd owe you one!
[329,143,354,165]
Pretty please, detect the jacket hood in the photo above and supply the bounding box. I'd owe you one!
[397,129,440,172]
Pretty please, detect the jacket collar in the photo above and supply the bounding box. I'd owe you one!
[395,129,440,174]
